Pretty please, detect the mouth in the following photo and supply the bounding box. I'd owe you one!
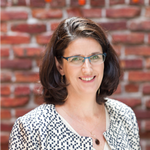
[79,76,96,81]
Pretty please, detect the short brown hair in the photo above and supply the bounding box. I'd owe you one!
[39,17,120,105]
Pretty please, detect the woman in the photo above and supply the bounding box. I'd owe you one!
[9,17,141,150]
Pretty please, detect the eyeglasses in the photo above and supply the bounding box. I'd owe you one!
[61,53,106,66]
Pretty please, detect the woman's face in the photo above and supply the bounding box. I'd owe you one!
[58,38,104,96]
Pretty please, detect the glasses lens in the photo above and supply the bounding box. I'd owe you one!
[68,56,83,65]
[90,54,104,64]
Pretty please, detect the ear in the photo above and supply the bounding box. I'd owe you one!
[55,57,65,75]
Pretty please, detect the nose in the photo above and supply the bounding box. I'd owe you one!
[81,58,93,74]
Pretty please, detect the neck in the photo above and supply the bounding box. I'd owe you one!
[62,92,102,119]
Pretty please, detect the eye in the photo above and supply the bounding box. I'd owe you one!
[90,55,100,61]
[70,56,82,62]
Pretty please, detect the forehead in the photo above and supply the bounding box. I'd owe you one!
[64,38,103,56]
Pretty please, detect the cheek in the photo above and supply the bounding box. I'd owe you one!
[98,64,104,73]
[98,65,104,79]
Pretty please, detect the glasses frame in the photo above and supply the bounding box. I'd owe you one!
[61,53,107,65]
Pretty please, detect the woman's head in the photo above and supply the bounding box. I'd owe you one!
[39,17,120,105]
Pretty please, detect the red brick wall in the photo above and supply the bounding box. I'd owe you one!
[1,0,150,149]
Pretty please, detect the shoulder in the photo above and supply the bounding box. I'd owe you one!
[14,104,56,131]
[105,98,136,123]
[9,104,56,148]
[105,98,133,113]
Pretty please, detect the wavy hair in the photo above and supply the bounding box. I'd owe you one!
[39,17,120,105]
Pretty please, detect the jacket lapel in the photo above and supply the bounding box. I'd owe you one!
[104,99,130,150]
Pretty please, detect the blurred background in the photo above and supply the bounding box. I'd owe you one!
[1,0,150,149]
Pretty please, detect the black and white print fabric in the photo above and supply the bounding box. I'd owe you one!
[9,98,141,150]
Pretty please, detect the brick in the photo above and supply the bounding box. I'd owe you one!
[145,7,150,17]
[36,32,52,44]
[1,34,30,44]
[13,47,44,58]
[67,8,82,17]
[117,98,141,108]
[1,23,7,32]
[109,0,125,5]
[112,33,144,44]
[51,0,66,7]
[51,22,60,31]
[125,84,139,92]
[1,123,13,131]
[128,71,150,82]
[1,97,29,107]
[15,72,39,82]
[1,144,9,150]
[137,121,141,131]
[129,21,150,31]
[106,7,141,18]
[146,58,150,68]
[15,108,33,117]
[1,47,9,57]
[14,86,30,96]
[30,0,46,7]
[140,131,150,139]
[120,72,124,81]
[145,120,150,131]
[32,9,62,19]
[143,84,150,95]
[0,135,9,144]
[146,100,150,108]
[12,0,26,6]
[70,0,82,6]
[82,8,102,18]
[129,0,144,5]
[0,0,7,7]
[148,34,150,44]
[0,72,11,82]
[125,46,150,56]
[1,11,28,21]
[0,85,11,96]
[34,95,44,105]
[91,0,105,6]
[112,45,122,56]
[146,145,150,150]
[0,109,11,119]
[120,59,142,69]
[134,110,150,119]
[1,143,9,150]
[98,21,127,31]
[1,59,32,69]
[11,23,46,34]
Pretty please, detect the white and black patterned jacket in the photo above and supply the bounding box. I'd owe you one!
[9,99,141,150]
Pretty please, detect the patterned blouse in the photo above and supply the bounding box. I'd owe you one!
[9,98,141,150]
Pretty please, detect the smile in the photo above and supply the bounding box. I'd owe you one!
[79,76,95,81]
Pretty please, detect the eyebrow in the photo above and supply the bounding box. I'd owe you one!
[69,52,102,57]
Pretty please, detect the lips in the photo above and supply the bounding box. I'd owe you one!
[79,76,96,81]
